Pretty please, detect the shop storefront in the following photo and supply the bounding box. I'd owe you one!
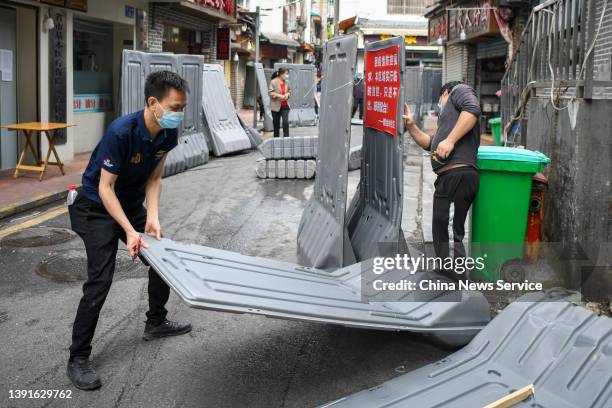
[427,0,517,135]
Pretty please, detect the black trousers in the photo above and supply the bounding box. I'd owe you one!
[272,106,290,138]
[351,97,364,119]
[432,166,480,268]
[68,194,169,359]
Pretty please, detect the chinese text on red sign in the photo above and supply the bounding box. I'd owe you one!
[365,45,400,136]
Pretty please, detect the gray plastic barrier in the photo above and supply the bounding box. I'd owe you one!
[202,64,252,156]
[297,34,358,271]
[236,114,263,148]
[120,50,146,116]
[141,237,491,347]
[121,51,178,115]
[404,66,422,128]
[258,136,318,160]
[273,63,317,127]
[255,63,274,132]
[121,51,209,178]
[178,55,209,169]
[347,37,408,261]
[255,158,316,179]
[162,145,186,178]
[323,290,612,408]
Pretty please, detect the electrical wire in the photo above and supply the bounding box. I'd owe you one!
[506,0,608,125]
[545,0,607,111]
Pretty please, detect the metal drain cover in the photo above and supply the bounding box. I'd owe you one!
[36,248,145,282]
[0,227,76,248]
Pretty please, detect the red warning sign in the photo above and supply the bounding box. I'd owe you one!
[364,45,401,136]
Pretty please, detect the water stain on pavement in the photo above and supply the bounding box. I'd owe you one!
[36,248,147,282]
[0,226,76,248]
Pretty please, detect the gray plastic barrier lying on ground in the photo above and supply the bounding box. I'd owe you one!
[236,114,263,148]
[202,64,251,156]
[121,50,209,178]
[141,237,490,347]
[323,290,612,408]
[255,158,316,179]
[297,34,358,270]
[255,63,274,132]
[273,63,317,127]
[347,37,408,261]
[258,136,318,159]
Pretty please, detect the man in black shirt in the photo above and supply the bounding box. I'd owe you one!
[67,71,192,390]
[403,81,481,281]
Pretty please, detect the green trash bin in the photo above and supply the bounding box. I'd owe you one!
[470,146,551,282]
[488,117,501,146]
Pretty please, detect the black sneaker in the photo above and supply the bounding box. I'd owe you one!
[143,319,192,341]
[67,357,101,391]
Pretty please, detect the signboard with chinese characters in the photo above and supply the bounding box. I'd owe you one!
[74,94,112,113]
[216,27,230,60]
[199,0,234,15]
[49,9,67,145]
[448,1,499,43]
[428,12,448,45]
[364,45,401,136]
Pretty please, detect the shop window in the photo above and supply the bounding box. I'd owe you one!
[163,26,204,55]
[387,0,427,15]
[73,18,113,113]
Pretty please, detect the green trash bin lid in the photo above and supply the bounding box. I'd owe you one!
[477,146,551,173]
[488,117,501,125]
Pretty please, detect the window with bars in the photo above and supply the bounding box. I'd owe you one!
[387,0,428,15]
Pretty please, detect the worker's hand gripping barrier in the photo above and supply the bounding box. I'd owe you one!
[273,63,318,127]
[297,34,359,270]
[201,64,251,156]
[347,37,409,261]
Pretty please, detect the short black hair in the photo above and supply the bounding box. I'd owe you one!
[440,81,463,97]
[144,70,189,105]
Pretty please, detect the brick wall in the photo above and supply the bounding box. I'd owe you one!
[147,3,221,65]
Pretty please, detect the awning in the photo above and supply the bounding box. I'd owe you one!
[261,31,300,48]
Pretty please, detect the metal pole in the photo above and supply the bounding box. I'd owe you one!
[334,0,340,35]
[253,6,260,127]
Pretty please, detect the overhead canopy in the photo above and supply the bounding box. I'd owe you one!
[260,31,300,48]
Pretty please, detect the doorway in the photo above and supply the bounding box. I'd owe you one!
[0,7,17,170]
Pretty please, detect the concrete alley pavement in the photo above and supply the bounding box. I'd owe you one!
[0,138,447,408]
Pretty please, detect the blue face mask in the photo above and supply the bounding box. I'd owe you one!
[154,103,184,129]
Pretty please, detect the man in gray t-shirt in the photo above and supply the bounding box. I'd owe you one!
[403,81,481,281]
